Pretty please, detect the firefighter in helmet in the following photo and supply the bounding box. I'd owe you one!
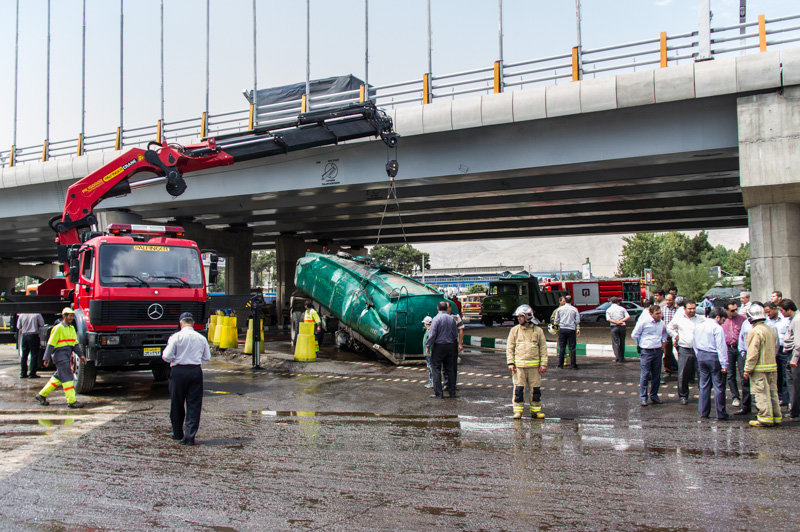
[34,307,86,408]
[743,303,781,427]
[506,304,548,419]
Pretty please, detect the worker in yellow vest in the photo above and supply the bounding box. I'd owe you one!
[34,308,86,409]
[304,301,322,353]
[507,304,549,419]
[743,303,781,427]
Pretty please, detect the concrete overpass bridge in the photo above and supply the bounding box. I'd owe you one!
[1,21,800,303]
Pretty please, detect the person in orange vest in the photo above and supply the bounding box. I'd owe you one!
[304,301,322,353]
[34,308,86,409]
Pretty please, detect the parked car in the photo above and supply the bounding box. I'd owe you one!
[579,301,644,323]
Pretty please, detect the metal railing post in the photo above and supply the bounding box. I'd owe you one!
[422,73,431,104]
[493,61,503,93]
[660,32,668,67]
[77,133,84,156]
[201,112,208,138]
[759,14,767,51]
[697,0,711,60]
[572,47,581,81]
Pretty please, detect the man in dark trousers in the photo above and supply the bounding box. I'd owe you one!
[16,312,45,378]
[426,301,459,399]
[162,312,211,445]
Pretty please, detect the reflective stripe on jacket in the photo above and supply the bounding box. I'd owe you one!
[506,324,548,368]
[745,322,778,373]
[304,309,321,324]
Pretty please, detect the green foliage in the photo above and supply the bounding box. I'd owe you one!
[564,272,581,280]
[617,231,748,292]
[250,250,276,287]
[210,270,225,293]
[670,260,716,300]
[369,244,430,275]
[467,284,488,294]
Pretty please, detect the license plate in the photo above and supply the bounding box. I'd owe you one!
[143,346,162,357]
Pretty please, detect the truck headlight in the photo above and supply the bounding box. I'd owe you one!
[101,336,120,346]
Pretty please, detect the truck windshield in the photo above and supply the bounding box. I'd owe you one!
[489,284,517,296]
[98,244,204,288]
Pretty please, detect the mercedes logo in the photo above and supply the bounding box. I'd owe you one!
[147,303,164,320]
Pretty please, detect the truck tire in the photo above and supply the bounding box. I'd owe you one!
[481,316,493,327]
[74,357,97,394]
[152,364,171,382]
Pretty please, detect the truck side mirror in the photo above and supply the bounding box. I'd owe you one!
[68,248,80,284]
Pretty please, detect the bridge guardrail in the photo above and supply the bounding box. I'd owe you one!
[1,12,799,170]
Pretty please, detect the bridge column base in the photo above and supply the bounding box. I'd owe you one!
[0,277,14,295]
[748,203,800,302]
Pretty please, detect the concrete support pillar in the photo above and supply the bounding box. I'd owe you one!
[175,220,253,295]
[748,204,800,302]
[0,277,15,294]
[96,210,144,231]
[275,236,311,317]
[224,245,253,295]
[738,88,800,301]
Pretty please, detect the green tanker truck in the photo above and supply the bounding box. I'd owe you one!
[293,252,456,364]
[480,274,566,326]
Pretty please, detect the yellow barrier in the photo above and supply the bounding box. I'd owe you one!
[220,316,238,349]
[294,321,317,362]
[244,318,265,355]
[212,314,224,345]
[208,315,218,343]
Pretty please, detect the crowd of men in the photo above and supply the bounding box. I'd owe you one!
[621,289,797,426]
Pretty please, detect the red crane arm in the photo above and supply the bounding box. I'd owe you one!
[54,141,233,246]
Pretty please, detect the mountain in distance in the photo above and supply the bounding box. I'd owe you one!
[416,228,749,278]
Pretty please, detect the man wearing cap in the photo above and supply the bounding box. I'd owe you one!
[34,307,86,409]
[17,312,45,378]
[162,312,211,445]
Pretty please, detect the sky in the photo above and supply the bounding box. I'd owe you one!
[0,0,798,149]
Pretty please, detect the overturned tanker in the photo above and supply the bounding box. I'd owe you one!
[294,252,452,364]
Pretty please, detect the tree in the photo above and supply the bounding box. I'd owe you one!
[670,259,716,300]
[251,250,276,288]
[369,244,430,275]
[467,284,487,294]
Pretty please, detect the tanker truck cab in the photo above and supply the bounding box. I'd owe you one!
[69,224,210,393]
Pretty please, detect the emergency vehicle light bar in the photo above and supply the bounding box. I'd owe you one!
[107,224,185,237]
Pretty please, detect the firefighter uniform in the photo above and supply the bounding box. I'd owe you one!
[745,321,781,426]
[507,322,548,418]
[304,307,322,353]
[36,319,84,407]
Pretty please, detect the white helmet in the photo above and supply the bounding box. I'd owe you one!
[747,302,766,323]
[513,304,535,323]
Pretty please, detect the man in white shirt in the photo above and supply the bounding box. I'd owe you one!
[554,296,581,369]
[632,305,667,406]
[605,297,630,363]
[766,302,791,406]
[740,291,752,315]
[667,300,705,405]
[693,308,729,420]
[162,312,211,446]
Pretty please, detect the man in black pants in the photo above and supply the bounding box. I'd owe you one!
[425,301,459,399]
[162,312,211,445]
[780,299,800,420]
[16,313,45,378]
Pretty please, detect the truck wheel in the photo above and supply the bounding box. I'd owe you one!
[152,364,171,382]
[74,358,97,394]
[481,316,493,327]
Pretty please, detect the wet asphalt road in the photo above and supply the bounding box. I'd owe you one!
[1,341,799,532]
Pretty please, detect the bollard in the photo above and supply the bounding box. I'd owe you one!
[208,315,218,343]
[294,322,317,362]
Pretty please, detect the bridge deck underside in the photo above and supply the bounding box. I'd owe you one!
[0,149,744,261]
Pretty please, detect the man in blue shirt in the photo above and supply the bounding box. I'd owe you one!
[693,308,729,420]
[632,305,667,406]
[426,301,459,399]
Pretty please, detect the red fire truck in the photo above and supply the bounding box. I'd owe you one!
[539,278,644,313]
[0,102,397,393]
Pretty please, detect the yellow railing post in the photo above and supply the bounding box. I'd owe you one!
[77,133,84,156]
[493,60,502,93]
[571,47,581,81]
[41,140,48,162]
[200,112,208,138]
[9,145,15,167]
[660,32,668,67]
[156,119,162,144]
[115,127,122,151]
[422,73,430,104]
[248,103,255,130]
[301,94,307,113]
[359,84,366,102]
[758,14,767,52]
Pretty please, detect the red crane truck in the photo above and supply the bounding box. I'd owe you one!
[539,278,644,313]
[0,102,398,393]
